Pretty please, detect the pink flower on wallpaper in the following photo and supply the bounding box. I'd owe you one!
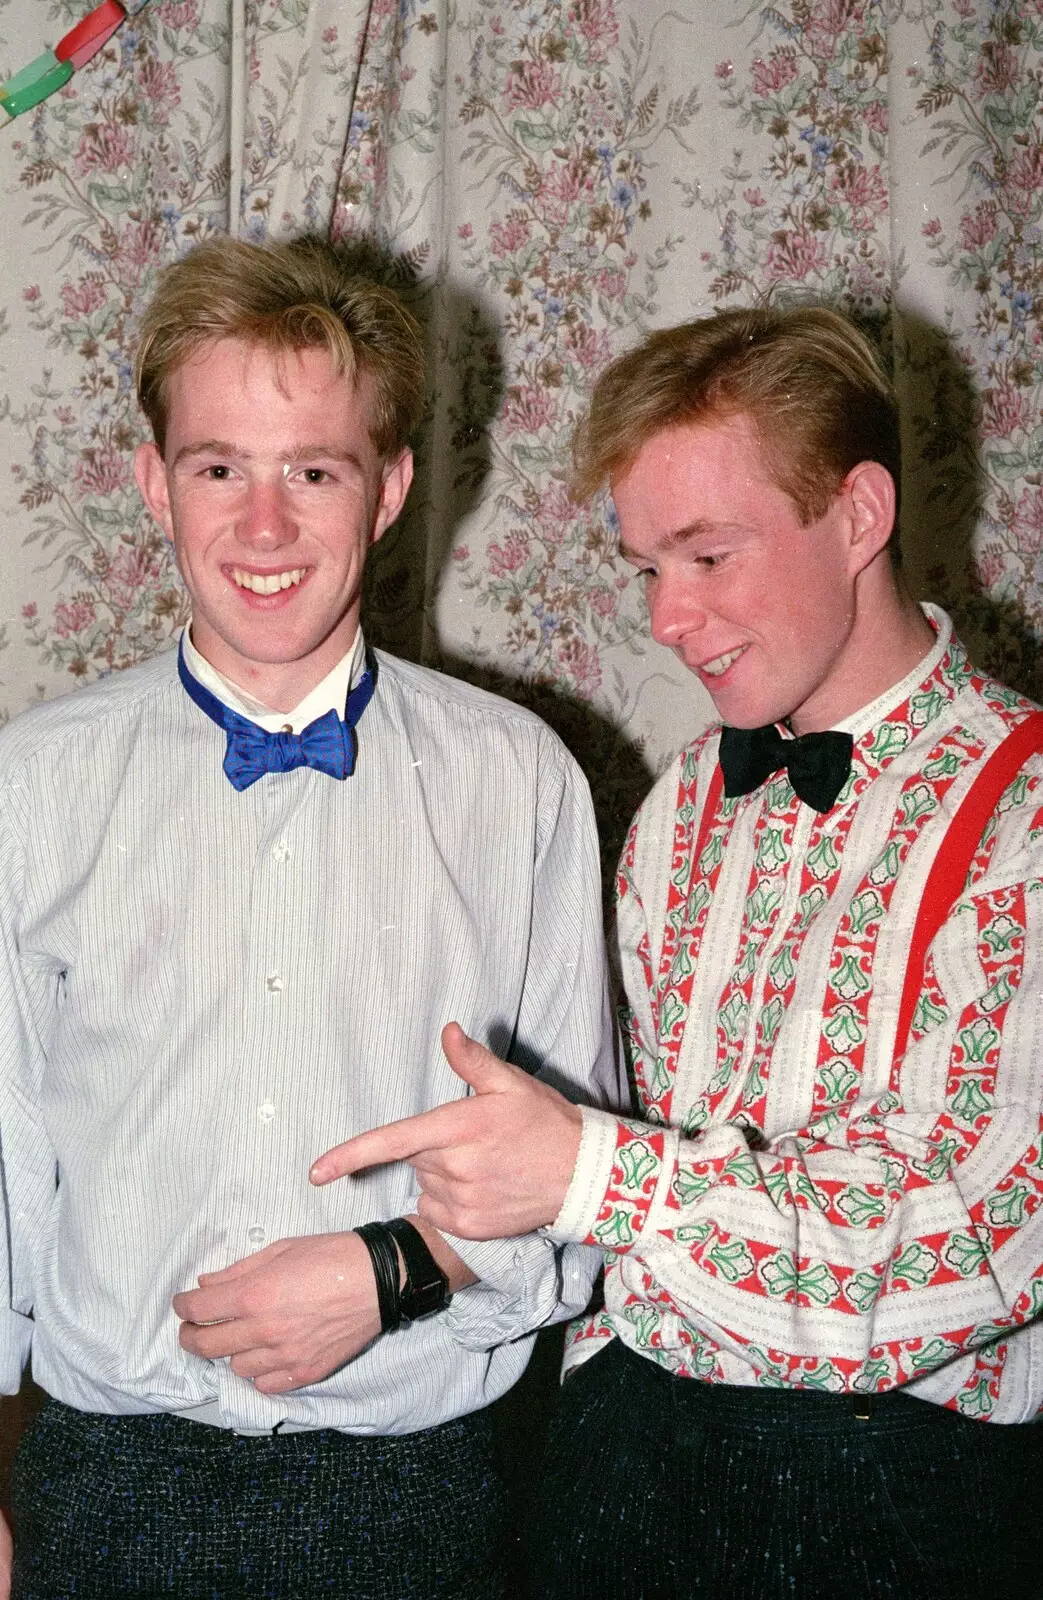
[501,385,560,435]
[322,26,338,43]
[1014,488,1043,552]
[73,448,131,500]
[61,277,108,319]
[751,50,798,98]
[54,599,97,639]
[74,121,135,177]
[958,202,997,251]
[974,44,1020,98]
[594,266,627,301]
[804,0,860,55]
[558,637,602,696]
[21,603,37,622]
[505,59,563,112]
[830,163,888,232]
[1004,145,1043,215]
[863,100,888,136]
[536,161,588,228]
[156,0,198,28]
[490,213,532,258]
[536,482,576,529]
[452,544,470,562]
[974,544,1007,590]
[116,219,163,283]
[589,586,618,620]
[743,187,766,207]
[568,0,619,61]
[105,545,160,613]
[488,534,531,576]
[981,382,1031,440]
[715,61,734,80]
[566,321,612,373]
[765,230,827,281]
[138,57,181,125]
[22,285,41,303]
[921,217,943,239]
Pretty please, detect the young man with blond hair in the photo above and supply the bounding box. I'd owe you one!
[320,305,1043,1597]
[0,235,616,1599]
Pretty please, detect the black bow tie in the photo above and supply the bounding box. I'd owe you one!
[718,723,854,813]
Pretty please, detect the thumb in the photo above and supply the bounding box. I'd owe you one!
[441,1022,519,1095]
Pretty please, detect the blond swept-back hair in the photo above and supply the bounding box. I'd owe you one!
[573,305,899,527]
[135,235,426,457]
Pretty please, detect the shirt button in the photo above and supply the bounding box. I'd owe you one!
[280,723,293,734]
[258,1100,276,1124]
[272,840,291,863]
[247,1225,266,1245]
[265,974,284,994]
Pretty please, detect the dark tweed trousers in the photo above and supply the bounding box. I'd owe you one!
[12,1398,507,1599]
[525,1338,1043,1600]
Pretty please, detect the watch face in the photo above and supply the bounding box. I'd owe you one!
[403,1277,448,1320]
[386,1217,450,1321]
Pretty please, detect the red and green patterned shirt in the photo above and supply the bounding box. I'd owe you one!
[553,608,1043,1423]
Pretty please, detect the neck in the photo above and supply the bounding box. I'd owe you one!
[189,623,361,715]
[790,561,936,735]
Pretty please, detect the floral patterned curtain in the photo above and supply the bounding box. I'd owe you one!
[1,0,1042,852]
[2,0,1043,1508]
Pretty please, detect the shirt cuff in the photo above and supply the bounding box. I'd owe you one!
[438,1232,599,1348]
[545,1105,630,1244]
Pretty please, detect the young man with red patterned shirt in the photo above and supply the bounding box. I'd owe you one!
[315,306,1043,1598]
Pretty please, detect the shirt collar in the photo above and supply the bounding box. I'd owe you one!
[180,626,367,733]
[833,602,952,741]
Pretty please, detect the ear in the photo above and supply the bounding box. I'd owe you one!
[134,443,174,541]
[843,460,895,576]
[371,447,414,545]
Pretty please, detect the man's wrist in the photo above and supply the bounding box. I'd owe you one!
[385,1217,451,1321]
[355,1221,403,1331]
[354,1218,451,1331]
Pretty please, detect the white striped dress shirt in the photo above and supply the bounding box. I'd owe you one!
[0,639,619,1434]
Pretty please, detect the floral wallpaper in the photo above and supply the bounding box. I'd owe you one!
[2,0,1043,865]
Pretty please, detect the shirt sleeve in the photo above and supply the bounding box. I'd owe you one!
[550,811,1043,1399]
[0,780,58,1393]
[440,730,626,1347]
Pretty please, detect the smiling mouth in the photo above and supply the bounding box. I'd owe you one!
[699,646,745,677]
[231,567,307,596]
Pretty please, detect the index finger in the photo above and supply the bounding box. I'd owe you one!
[310,1100,468,1185]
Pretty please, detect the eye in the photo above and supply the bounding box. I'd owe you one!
[205,464,234,481]
[299,467,331,485]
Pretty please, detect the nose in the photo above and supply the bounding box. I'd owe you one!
[235,476,299,550]
[646,572,707,649]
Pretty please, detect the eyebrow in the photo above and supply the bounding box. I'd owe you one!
[618,518,748,563]
[171,441,368,471]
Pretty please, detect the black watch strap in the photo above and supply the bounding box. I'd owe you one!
[385,1217,451,1322]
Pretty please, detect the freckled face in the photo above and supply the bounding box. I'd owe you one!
[134,338,412,700]
[612,414,863,733]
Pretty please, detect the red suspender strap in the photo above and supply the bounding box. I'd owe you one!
[893,710,1043,1063]
[691,765,725,887]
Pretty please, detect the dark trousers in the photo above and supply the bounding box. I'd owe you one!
[525,1338,1043,1600]
[12,1398,507,1599]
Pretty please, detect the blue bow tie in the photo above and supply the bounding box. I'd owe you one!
[177,640,376,791]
